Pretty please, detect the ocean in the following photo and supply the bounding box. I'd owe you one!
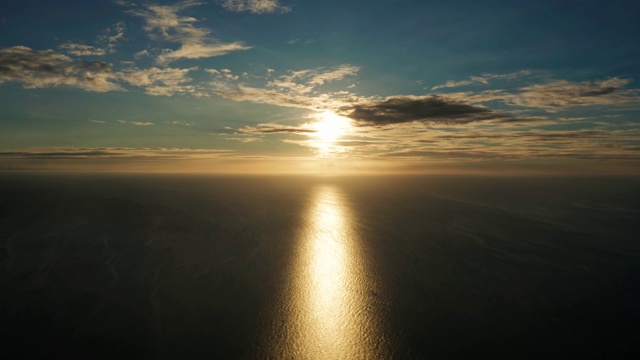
[1,174,638,359]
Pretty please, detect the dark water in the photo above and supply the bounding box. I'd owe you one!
[0,174,639,359]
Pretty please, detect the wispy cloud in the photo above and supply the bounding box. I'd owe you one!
[0,147,233,160]
[431,70,535,90]
[58,22,125,57]
[206,68,239,80]
[221,0,291,14]
[59,43,107,56]
[0,46,123,92]
[165,120,194,126]
[225,137,263,143]
[215,84,356,111]
[212,65,362,111]
[129,1,251,64]
[510,78,640,108]
[134,50,150,58]
[236,123,316,135]
[117,66,202,96]
[131,121,154,126]
[268,65,360,94]
[99,21,126,53]
[434,76,640,110]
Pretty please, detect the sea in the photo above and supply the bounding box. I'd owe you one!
[0,173,638,359]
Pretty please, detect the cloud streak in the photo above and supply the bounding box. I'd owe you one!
[431,70,534,90]
[236,123,316,135]
[0,147,233,160]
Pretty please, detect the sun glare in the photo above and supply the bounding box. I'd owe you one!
[308,111,352,155]
[312,111,350,142]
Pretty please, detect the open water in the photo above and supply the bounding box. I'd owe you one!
[0,174,638,358]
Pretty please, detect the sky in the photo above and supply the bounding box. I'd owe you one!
[1,0,639,174]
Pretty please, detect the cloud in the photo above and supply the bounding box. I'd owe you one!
[340,95,507,126]
[206,68,239,80]
[165,120,194,126]
[211,65,362,112]
[268,65,360,94]
[225,137,263,143]
[511,78,640,108]
[59,22,125,57]
[134,50,150,58]
[237,123,316,135]
[99,21,126,53]
[215,84,321,109]
[129,1,251,64]
[221,0,291,14]
[117,66,201,96]
[353,127,640,161]
[158,42,250,64]
[212,68,549,128]
[0,46,123,92]
[443,77,640,110]
[129,1,207,42]
[59,43,107,56]
[211,66,553,131]
[0,147,233,160]
[89,119,106,124]
[431,70,534,90]
[216,84,640,162]
[0,46,207,97]
[131,121,154,126]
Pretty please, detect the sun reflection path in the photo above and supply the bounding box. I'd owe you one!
[280,186,387,359]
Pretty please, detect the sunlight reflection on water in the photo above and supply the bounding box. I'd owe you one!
[274,185,386,359]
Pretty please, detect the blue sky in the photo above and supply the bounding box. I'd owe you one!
[1,0,639,173]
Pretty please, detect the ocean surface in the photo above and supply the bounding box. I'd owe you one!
[0,174,639,359]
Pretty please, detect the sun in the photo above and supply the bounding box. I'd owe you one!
[311,111,350,142]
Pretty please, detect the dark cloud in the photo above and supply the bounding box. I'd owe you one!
[0,46,69,75]
[340,95,506,126]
